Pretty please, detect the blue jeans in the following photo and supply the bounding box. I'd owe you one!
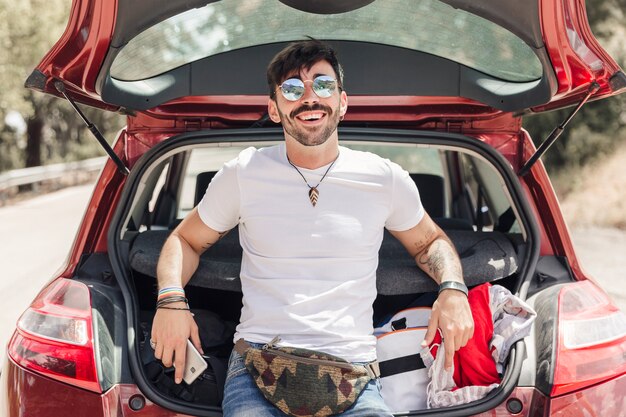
[222,343,394,417]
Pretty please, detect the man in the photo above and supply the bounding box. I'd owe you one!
[152,40,473,416]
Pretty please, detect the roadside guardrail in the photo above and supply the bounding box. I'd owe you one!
[0,156,106,205]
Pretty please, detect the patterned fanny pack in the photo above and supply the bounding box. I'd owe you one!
[234,337,379,417]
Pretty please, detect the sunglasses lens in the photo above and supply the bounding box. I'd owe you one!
[279,76,337,100]
[312,75,336,98]
[280,78,304,101]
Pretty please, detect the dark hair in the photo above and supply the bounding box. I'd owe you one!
[267,40,344,99]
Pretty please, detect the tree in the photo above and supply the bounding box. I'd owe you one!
[0,0,68,169]
[0,0,123,173]
[522,0,626,173]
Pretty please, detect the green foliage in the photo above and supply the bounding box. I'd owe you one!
[0,125,24,172]
[522,0,626,174]
[523,96,626,170]
[0,0,123,172]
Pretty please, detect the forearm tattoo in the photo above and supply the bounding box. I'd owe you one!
[415,238,462,283]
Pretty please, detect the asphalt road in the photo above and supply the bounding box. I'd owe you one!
[1,184,625,367]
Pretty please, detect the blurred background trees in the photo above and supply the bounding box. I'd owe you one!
[0,0,624,181]
[0,0,123,172]
[523,0,626,194]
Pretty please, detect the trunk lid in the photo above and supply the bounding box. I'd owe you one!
[27,0,625,126]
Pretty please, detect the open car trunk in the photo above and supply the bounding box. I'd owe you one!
[17,0,624,414]
[107,127,541,416]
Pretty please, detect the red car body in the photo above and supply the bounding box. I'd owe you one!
[1,0,625,416]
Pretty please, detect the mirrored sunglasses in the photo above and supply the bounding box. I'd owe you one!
[278,75,338,101]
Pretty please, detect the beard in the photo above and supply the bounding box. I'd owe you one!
[277,102,341,147]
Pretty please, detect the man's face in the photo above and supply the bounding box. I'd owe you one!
[268,60,348,147]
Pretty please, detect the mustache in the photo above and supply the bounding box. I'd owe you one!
[290,104,333,119]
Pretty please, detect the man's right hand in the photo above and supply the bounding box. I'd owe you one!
[153,208,227,383]
[151,302,203,384]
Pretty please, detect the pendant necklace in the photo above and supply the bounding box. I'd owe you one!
[287,153,339,207]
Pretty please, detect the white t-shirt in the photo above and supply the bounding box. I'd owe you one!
[197,143,424,362]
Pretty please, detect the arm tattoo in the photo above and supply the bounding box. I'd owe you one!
[201,230,229,250]
[412,228,436,254]
[416,239,462,282]
[417,241,445,278]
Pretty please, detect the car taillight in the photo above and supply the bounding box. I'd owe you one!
[552,280,626,396]
[7,278,101,392]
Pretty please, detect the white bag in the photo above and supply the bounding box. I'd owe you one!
[374,307,432,335]
[375,308,432,412]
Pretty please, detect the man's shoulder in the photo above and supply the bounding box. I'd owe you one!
[230,144,282,167]
[339,146,397,172]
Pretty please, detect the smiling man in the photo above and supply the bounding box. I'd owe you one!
[268,61,345,150]
[152,40,473,416]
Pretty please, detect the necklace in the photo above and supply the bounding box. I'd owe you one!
[287,153,339,207]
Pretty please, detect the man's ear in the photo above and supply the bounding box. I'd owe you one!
[268,99,282,123]
[339,90,348,119]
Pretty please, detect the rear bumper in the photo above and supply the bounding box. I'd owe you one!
[2,352,623,416]
[474,374,626,417]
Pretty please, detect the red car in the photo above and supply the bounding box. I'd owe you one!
[2,0,625,416]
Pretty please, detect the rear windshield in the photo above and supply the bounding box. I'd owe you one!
[111,0,542,83]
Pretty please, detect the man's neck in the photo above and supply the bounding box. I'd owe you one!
[285,137,340,169]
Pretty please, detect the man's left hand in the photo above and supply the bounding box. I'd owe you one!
[421,288,474,370]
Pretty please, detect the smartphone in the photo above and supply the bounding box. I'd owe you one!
[180,339,208,385]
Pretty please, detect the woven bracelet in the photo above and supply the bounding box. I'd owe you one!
[156,296,189,309]
[158,286,185,301]
[157,306,191,311]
